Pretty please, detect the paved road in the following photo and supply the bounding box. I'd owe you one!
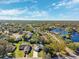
[33,51,38,58]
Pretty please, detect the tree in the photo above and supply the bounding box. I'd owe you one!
[43,33,67,56]
[66,27,73,33]
[0,40,15,57]
[0,40,8,57]
[22,32,32,41]
[0,45,5,57]
[30,32,40,44]
[25,24,33,32]
[6,36,15,43]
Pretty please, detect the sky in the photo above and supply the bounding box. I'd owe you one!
[0,0,79,20]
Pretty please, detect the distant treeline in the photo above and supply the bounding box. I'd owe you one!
[0,20,79,25]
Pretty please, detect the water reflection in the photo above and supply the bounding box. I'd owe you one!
[50,28,79,42]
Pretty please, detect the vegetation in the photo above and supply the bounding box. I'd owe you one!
[0,21,79,59]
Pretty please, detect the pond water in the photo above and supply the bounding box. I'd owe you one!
[71,32,79,42]
[50,28,68,36]
[50,28,79,42]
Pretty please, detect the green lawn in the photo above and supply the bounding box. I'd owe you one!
[29,49,33,57]
[14,42,24,58]
[38,50,46,57]
[14,40,33,58]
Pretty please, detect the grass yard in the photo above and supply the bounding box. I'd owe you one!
[14,42,24,58]
[38,50,46,57]
[29,49,33,57]
[14,40,33,58]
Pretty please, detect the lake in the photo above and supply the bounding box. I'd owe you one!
[50,28,79,42]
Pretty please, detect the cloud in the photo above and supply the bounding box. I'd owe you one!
[0,0,20,4]
[0,0,37,4]
[51,1,67,9]
[0,8,51,20]
[0,8,47,17]
[72,0,79,3]
[58,11,79,20]
[51,0,79,9]
[29,11,49,18]
[0,9,26,16]
[0,16,29,20]
[0,15,50,20]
